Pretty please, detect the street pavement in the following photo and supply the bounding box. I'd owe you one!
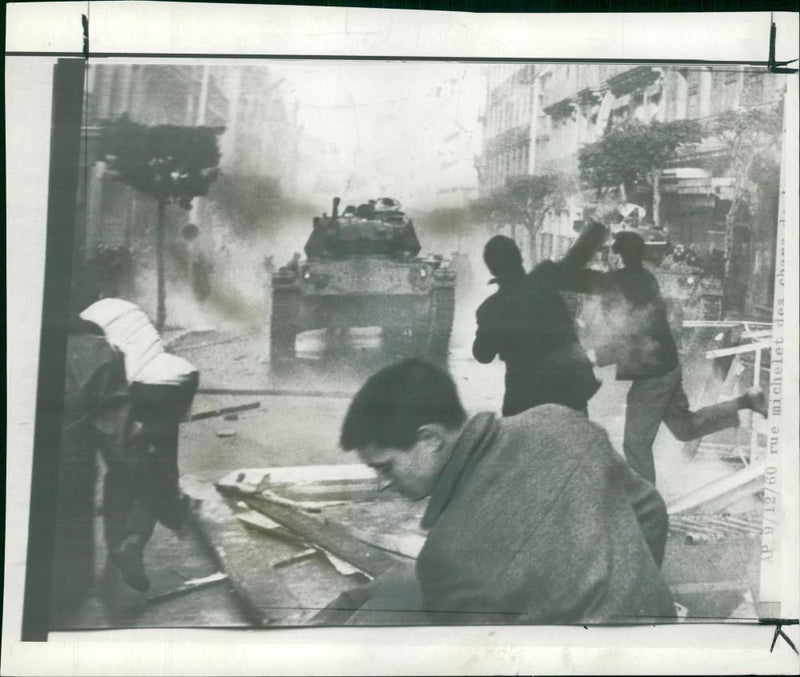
[59,324,762,629]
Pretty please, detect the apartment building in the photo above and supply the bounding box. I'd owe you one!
[477,63,786,316]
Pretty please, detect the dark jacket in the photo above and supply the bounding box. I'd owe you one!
[417,408,675,625]
[61,332,132,475]
[54,331,132,609]
[473,260,600,416]
[570,264,679,380]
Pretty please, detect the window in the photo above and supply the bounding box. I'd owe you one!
[699,69,712,117]
[710,71,727,115]
[741,71,763,106]
[632,92,645,121]
[686,70,700,118]
[724,71,740,110]
[672,71,689,120]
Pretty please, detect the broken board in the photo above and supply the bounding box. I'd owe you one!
[184,467,426,626]
[182,476,310,626]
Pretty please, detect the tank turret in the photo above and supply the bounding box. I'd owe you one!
[304,197,421,259]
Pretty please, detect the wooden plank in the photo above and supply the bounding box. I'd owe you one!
[346,524,425,559]
[240,493,402,579]
[198,387,354,399]
[666,460,766,515]
[215,465,380,495]
[705,341,771,359]
[147,572,229,603]
[188,401,261,421]
[181,476,307,626]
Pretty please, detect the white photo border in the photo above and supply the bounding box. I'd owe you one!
[5,3,799,675]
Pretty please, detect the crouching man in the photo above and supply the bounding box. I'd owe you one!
[81,297,199,592]
[339,358,676,625]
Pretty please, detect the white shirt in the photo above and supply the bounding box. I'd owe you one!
[81,298,197,386]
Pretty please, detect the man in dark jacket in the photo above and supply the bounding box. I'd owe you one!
[55,319,138,613]
[339,359,675,625]
[573,231,766,484]
[81,297,199,592]
[473,233,602,416]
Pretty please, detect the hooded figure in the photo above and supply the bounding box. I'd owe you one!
[473,234,601,416]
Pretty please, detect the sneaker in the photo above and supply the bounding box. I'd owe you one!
[745,387,768,418]
[110,537,150,593]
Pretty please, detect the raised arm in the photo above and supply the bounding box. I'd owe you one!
[559,221,609,271]
[549,221,612,293]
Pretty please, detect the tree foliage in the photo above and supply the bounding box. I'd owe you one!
[579,119,704,194]
[101,115,224,209]
[472,173,570,264]
[99,115,224,328]
[472,174,569,232]
[705,106,783,181]
[704,104,783,308]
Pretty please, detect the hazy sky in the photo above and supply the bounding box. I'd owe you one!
[272,60,485,205]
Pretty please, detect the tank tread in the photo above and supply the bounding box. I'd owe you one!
[270,288,300,365]
[425,286,455,365]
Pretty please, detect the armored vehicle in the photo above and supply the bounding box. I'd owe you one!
[639,229,725,324]
[270,197,456,365]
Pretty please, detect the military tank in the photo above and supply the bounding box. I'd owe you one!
[270,197,456,365]
[638,229,725,325]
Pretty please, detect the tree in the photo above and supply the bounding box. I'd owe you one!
[100,115,224,329]
[472,173,569,265]
[578,119,704,227]
[705,105,783,288]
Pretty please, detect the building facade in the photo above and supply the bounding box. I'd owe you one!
[431,74,484,210]
[476,63,786,317]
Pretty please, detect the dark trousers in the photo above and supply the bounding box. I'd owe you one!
[123,373,199,541]
[100,440,150,551]
[51,453,97,612]
[623,366,740,484]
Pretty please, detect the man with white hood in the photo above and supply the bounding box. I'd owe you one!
[81,296,199,592]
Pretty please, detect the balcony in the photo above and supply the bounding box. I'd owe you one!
[606,66,662,98]
[540,64,615,111]
[542,97,577,122]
